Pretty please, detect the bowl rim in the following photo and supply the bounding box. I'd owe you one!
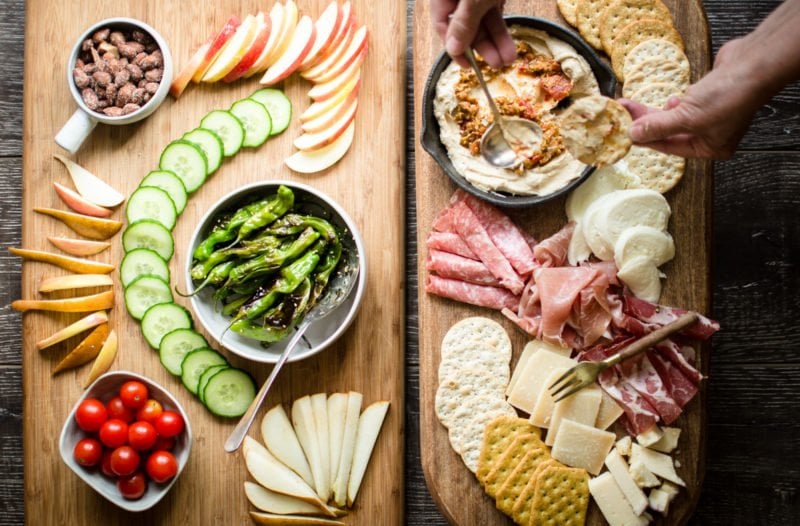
[186,180,367,364]
[58,370,192,512]
[420,15,618,208]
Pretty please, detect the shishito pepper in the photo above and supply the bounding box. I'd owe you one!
[230,278,313,343]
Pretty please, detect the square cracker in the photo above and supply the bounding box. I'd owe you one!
[511,459,562,525]
[495,447,551,517]
[477,416,541,485]
[483,433,546,498]
[530,465,590,526]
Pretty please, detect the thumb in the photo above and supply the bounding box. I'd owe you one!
[446,2,492,58]
[629,105,692,143]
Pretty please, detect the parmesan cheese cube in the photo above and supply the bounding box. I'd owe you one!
[595,389,624,430]
[649,427,681,453]
[631,444,685,487]
[588,472,650,526]
[545,385,602,446]
[648,482,680,515]
[636,426,664,447]
[605,448,649,515]
[629,457,661,488]
[506,350,576,413]
[616,436,633,457]
[551,419,615,475]
[529,367,569,428]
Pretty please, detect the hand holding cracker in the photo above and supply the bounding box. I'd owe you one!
[559,95,633,167]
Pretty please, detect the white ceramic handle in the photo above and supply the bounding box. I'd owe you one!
[55,109,97,154]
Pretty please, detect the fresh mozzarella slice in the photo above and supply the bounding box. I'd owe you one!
[565,163,640,222]
[617,255,662,302]
[614,225,675,269]
[581,198,614,260]
[567,221,592,265]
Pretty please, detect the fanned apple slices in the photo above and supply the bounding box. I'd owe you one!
[243,392,389,520]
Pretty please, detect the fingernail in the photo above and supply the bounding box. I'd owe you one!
[630,123,645,142]
[446,37,460,56]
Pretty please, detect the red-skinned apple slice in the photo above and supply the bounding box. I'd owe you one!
[302,96,358,134]
[301,76,361,122]
[170,38,211,98]
[258,0,300,72]
[223,12,271,83]
[308,50,364,101]
[300,20,356,81]
[293,102,357,151]
[260,15,316,86]
[48,236,111,257]
[297,1,342,70]
[245,3,285,77]
[286,122,355,174]
[36,311,109,350]
[202,14,259,82]
[192,15,241,82]
[306,26,367,85]
[301,2,353,71]
[53,182,112,218]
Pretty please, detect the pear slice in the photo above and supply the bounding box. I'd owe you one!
[53,154,125,207]
[245,481,332,516]
[332,391,362,507]
[292,396,326,501]
[34,208,123,241]
[327,393,348,489]
[10,247,115,274]
[347,401,390,506]
[261,404,315,487]
[83,329,118,387]
[53,323,109,375]
[12,290,114,313]
[310,393,331,502]
[249,512,345,526]
[39,274,113,293]
[36,311,108,350]
[48,236,111,257]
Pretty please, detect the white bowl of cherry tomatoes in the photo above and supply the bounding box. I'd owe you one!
[59,371,192,512]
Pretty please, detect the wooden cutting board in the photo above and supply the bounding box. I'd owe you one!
[414,1,711,524]
[21,1,405,524]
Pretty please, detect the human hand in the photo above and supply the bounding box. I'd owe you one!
[431,0,516,69]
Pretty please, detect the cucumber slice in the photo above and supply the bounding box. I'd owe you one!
[140,302,192,349]
[249,88,292,136]
[120,248,170,288]
[230,98,272,148]
[202,368,256,417]
[182,128,224,175]
[180,348,228,395]
[140,170,188,215]
[124,275,173,320]
[200,110,245,157]
[159,140,208,193]
[198,364,229,404]
[125,186,178,231]
[159,328,208,376]
[122,220,174,261]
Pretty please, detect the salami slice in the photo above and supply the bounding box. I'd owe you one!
[426,231,478,260]
[426,275,520,311]
[426,250,501,287]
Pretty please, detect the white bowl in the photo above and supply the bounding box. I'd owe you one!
[59,371,192,512]
[186,181,367,364]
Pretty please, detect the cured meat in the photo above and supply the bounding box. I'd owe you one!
[647,349,698,408]
[535,266,598,343]
[431,206,456,232]
[621,354,682,425]
[451,201,525,295]
[426,231,478,260]
[576,286,613,347]
[502,308,540,336]
[533,222,575,267]
[426,275,520,311]
[622,296,720,340]
[598,368,660,435]
[426,250,501,286]
[655,339,703,385]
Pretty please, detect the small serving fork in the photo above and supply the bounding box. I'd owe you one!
[548,312,700,403]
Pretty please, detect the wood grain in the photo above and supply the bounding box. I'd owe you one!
[20,1,405,524]
[413,1,711,524]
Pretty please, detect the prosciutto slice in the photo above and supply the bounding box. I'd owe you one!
[655,339,703,385]
[622,296,720,340]
[647,350,698,408]
[426,250,500,287]
[620,354,682,425]
[598,368,660,435]
[533,222,575,267]
[426,275,520,311]
[535,266,598,343]
[426,231,478,260]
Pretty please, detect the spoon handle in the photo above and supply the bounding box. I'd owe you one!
[463,48,504,124]
[224,318,311,453]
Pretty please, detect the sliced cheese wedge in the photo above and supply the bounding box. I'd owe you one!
[506,350,576,413]
[631,443,686,486]
[595,389,625,430]
[589,472,650,526]
[529,367,569,428]
[605,448,649,515]
[618,255,662,302]
[650,427,681,453]
[545,384,602,446]
[551,419,615,475]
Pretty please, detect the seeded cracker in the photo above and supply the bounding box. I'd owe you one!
[530,465,590,526]
[622,57,690,99]
[557,0,579,26]
[576,0,611,50]
[483,433,546,498]
[610,18,684,80]
[623,38,690,81]
[512,459,562,525]
[599,0,672,54]
[560,95,632,166]
[629,81,684,108]
[447,394,516,473]
[435,368,507,428]
[623,145,685,193]
[494,447,551,516]
[477,416,541,486]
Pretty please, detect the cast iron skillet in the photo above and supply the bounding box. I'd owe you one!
[420,16,617,208]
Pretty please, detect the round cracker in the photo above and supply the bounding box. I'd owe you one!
[610,18,684,80]
[557,0,579,26]
[622,57,690,98]
[438,342,510,385]
[435,368,508,428]
[623,38,690,81]
[447,395,517,472]
[623,145,685,193]
[440,316,512,362]
[629,81,683,108]
[560,95,633,167]
[576,0,612,50]
[599,0,672,54]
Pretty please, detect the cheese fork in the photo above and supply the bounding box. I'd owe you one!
[548,312,700,403]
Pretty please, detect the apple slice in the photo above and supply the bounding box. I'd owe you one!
[258,0,300,72]
[291,395,326,502]
[293,101,357,151]
[48,237,110,257]
[39,273,113,293]
[300,76,360,122]
[202,14,259,82]
[301,18,355,81]
[332,391,362,507]
[261,404,315,487]
[53,182,112,218]
[245,481,339,517]
[54,155,124,208]
[192,15,241,82]
[260,15,316,86]
[347,401,390,506]
[243,440,327,509]
[327,393,347,491]
[83,329,117,387]
[249,512,344,526]
[170,38,212,98]
[286,122,355,174]
[36,311,108,350]
[297,1,342,70]
[301,2,353,71]
[307,26,368,85]
[244,3,286,77]
[302,96,358,134]
[310,393,331,502]
[307,55,363,101]
[223,12,271,83]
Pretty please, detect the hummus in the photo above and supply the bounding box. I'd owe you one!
[433,26,600,196]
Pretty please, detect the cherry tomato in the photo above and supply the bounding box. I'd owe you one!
[110,446,140,477]
[128,421,157,451]
[152,435,175,451]
[73,437,103,467]
[135,399,163,424]
[106,396,135,423]
[100,450,114,477]
[146,450,178,483]
[116,471,147,500]
[75,398,108,432]
[99,419,129,448]
[154,410,184,438]
[119,381,149,409]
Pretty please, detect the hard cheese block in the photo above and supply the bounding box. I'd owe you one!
[595,389,625,430]
[529,368,570,428]
[604,448,649,515]
[588,472,650,526]
[507,350,576,413]
[551,419,615,475]
[545,385,602,446]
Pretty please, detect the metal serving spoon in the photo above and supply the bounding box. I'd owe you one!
[224,250,361,453]
[462,47,543,168]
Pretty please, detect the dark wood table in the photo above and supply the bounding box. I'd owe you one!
[1,1,798,524]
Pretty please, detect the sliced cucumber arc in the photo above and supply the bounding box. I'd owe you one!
[120,248,170,289]
[140,170,188,215]
[202,368,256,417]
[249,88,292,136]
[124,275,173,320]
[141,302,192,349]
[159,328,209,376]
[182,128,224,175]
[230,98,272,148]
[200,110,245,157]
[122,220,174,261]
[126,186,178,231]
[180,348,228,395]
[159,140,208,193]
[198,364,229,404]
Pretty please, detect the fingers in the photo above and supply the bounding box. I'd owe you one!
[482,7,516,66]
[446,1,495,61]
[628,103,694,143]
[431,0,459,40]
[474,35,503,68]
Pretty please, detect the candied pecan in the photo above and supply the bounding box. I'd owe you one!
[144,41,159,53]
[137,79,148,89]
[82,62,97,75]
[130,87,146,105]
[103,106,124,117]
[106,57,121,75]
[109,31,125,46]
[132,52,148,67]
[143,92,152,103]
[140,50,163,70]
[144,82,159,95]
[81,88,99,110]
[125,63,143,82]
[144,68,162,82]
[104,83,117,103]
[95,99,109,110]
[119,41,145,60]
[81,38,94,52]
[131,29,151,44]
[73,68,91,89]
[92,70,112,88]
[92,28,110,44]
[121,103,141,115]
[116,83,135,106]
[114,69,130,88]
[76,58,85,69]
